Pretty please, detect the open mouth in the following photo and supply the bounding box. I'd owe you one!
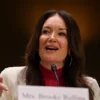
[45,47,58,50]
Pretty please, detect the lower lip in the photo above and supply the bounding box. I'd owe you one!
[46,49,58,53]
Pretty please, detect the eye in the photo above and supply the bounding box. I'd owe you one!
[58,32,66,36]
[42,30,49,34]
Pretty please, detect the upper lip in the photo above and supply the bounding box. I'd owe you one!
[45,44,59,49]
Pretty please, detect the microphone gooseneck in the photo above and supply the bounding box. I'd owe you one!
[51,64,60,86]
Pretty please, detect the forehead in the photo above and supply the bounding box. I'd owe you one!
[43,14,67,29]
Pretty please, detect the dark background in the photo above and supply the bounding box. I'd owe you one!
[0,0,100,85]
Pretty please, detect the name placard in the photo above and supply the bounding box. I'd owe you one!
[18,86,89,100]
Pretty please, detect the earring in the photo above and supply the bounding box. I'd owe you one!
[67,55,72,67]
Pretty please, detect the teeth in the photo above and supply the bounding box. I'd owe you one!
[46,47,58,50]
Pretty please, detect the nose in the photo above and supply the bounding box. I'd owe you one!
[48,33,56,42]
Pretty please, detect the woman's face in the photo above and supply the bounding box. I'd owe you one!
[39,14,69,68]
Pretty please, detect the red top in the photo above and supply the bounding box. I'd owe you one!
[40,65,65,86]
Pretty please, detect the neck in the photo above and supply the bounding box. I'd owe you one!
[40,61,64,70]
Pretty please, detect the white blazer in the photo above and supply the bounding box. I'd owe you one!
[0,67,100,100]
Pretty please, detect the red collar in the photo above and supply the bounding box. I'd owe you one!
[40,64,65,86]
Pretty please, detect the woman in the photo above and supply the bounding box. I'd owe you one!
[0,10,99,100]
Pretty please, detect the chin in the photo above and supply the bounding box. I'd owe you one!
[44,58,62,63]
[41,55,64,63]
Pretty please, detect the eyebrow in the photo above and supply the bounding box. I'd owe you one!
[59,28,67,31]
[43,26,67,31]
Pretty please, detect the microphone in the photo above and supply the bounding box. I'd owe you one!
[51,64,60,86]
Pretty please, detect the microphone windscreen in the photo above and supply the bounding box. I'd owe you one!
[51,64,57,72]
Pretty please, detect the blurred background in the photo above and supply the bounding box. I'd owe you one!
[0,0,100,85]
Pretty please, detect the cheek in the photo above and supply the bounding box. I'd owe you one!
[39,37,43,58]
[60,39,68,48]
[39,36,45,48]
[39,35,48,44]
[60,40,69,53]
[39,35,47,55]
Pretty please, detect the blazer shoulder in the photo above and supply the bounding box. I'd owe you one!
[84,76,100,100]
[1,66,25,79]
[84,76,99,85]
